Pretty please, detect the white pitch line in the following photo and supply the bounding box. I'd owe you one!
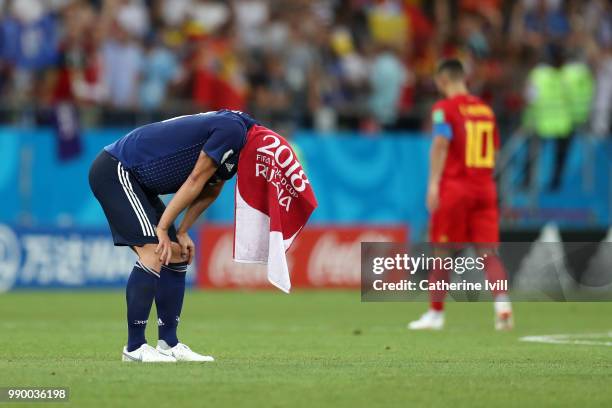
[520,332,612,347]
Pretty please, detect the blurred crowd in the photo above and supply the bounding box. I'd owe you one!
[0,0,611,135]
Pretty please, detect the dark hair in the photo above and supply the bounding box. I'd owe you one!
[436,59,465,80]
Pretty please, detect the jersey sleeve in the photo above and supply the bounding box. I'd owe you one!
[202,121,245,166]
[431,102,453,140]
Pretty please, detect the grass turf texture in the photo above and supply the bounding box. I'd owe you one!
[0,291,611,408]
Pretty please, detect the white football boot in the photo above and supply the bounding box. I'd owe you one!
[122,343,177,363]
[494,300,514,331]
[408,310,445,330]
[156,340,215,362]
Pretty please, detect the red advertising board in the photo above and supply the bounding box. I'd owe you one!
[196,225,408,289]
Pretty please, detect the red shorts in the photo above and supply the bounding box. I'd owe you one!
[429,179,499,244]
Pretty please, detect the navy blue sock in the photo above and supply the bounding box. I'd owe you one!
[155,262,187,347]
[126,262,159,352]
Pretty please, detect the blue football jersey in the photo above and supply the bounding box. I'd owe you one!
[105,110,256,194]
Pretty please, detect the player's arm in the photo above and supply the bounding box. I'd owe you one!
[156,151,218,264]
[427,107,452,212]
[174,181,225,264]
[427,137,449,212]
[178,181,224,234]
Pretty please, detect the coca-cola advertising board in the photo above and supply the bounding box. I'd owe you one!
[196,225,408,289]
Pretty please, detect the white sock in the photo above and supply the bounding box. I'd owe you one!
[494,295,512,314]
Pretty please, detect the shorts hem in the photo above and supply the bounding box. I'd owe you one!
[113,237,160,247]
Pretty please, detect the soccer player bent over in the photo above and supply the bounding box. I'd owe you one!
[89,110,257,362]
[408,60,513,331]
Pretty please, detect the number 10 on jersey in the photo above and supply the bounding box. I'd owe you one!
[465,120,495,168]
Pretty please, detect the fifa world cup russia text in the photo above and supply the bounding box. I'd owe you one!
[255,134,310,212]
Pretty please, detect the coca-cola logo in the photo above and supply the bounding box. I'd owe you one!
[197,225,406,289]
[307,232,396,286]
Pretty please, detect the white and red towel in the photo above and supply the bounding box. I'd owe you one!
[233,125,317,293]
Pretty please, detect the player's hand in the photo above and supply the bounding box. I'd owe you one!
[155,227,173,265]
[177,231,195,265]
[426,183,440,213]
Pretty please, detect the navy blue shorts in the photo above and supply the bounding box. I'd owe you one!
[89,150,177,247]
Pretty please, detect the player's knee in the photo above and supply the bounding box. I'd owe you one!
[140,255,162,273]
[133,244,162,272]
[169,242,186,264]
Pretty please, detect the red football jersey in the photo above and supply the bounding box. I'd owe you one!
[431,94,500,187]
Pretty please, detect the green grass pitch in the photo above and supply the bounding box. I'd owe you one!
[1,291,611,407]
